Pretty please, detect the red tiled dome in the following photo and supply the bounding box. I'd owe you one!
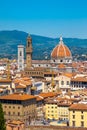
[51,37,72,58]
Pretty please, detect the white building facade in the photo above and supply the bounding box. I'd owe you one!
[18,45,24,71]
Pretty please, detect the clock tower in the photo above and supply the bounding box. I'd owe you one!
[26,34,32,68]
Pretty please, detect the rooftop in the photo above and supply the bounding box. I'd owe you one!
[0,93,36,101]
[69,103,87,111]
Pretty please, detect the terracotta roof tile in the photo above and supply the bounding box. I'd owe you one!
[51,39,72,58]
[16,85,26,89]
[39,92,58,99]
[0,79,12,83]
[69,103,87,110]
[8,120,24,125]
[0,93,36,101]
[35,95,44,101]
[71,77,87,82]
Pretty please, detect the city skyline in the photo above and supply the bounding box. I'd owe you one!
[0,0,87,38]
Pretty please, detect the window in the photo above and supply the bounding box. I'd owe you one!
[18,112,20,116]
[73,115,75,119]
[81,111,83,114]
[73,111,75,113]
[67,81,69,85]
[81,115,84,119]
[20,51,22,56]
[8,112,10,115]
[72,121,75,126]
[81,121,84,127]
[61,81,64,85]
[60,60,63,62]
[18,106,20,109]
[13,106,15,109]
[67,60,69,62]
[28,42,30,47]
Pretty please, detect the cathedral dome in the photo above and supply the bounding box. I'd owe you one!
[51,37,72,59]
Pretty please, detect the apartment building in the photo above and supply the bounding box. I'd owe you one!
[69,103,87,127]
[0,93,37,125]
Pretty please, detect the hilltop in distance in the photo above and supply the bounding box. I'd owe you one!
[0,30,87,60]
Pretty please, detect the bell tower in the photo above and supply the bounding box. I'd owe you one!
[26,34,32,68]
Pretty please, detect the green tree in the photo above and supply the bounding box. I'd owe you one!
[0,103,6,130]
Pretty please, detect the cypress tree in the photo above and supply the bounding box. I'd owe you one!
[0,103,6,130]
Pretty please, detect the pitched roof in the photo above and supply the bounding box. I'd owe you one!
[39,92,58,99]
[63,72,73,78]
[0,93,36,101]
[16,85,26,89]
[8,120,24,125]
[71,77,87,82]
[69,103,87,111]
[35,95,44,101]
[0,79,12,83]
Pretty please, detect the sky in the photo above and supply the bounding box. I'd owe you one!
[0,0,87,38]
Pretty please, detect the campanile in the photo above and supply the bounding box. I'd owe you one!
[26,34,32,68]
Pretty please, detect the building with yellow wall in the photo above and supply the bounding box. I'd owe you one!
[69,103,87,128]
[45,100,58,120]
[45,99,71,121]
[58,103,71,120]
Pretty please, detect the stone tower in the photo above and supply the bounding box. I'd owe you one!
[18,45,24,71]
[26,34,32,68]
